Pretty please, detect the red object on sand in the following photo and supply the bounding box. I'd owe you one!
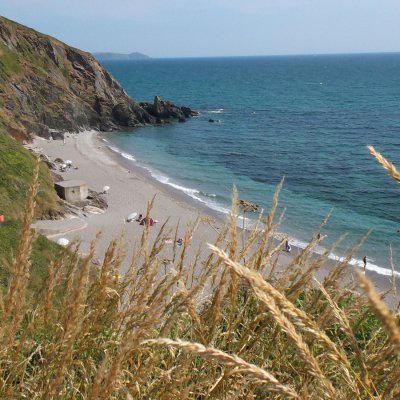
[0,215,4,223]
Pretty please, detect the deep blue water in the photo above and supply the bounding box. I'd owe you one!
[101,54,400,275]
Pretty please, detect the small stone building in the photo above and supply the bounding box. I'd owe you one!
[55,180,88,203]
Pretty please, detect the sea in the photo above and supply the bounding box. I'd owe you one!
[100,53,400,276]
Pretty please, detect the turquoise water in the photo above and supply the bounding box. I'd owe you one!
[101,54,400,275]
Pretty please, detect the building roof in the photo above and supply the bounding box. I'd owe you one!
[55,180,87,188]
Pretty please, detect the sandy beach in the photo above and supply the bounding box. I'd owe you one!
[28,131,229,273]
[26,130,400,308]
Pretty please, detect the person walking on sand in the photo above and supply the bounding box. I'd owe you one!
[363,256,367,273]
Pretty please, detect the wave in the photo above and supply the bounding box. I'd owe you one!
[150,171,232,215]
[107,145,136,161]
[304,82,324,85]
[201,191,217,198]
[106,143,397,279]
[285,236,400,277]
[209,108,224,114]
[106,144,229,214]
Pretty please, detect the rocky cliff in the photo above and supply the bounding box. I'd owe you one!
[0,16,195,141]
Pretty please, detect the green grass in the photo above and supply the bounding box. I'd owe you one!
[0,220,62,294]
[0,131,63,219]
[0,43,21,82]
[0,128,65,298]
[0,31,52,82]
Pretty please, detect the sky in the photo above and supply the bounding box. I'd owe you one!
[1,0,400,58]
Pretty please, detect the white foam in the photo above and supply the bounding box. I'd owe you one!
[107,143,230,214]
[106,142,399,279]
[158,176,203,201]
[209,108,224,114]
[121,152,136,161]
[107,145,136,161]
[280,233,400,277]
[328,253,400,277]
[237,215,258,230]
[202,192,216,198]
[148,171,232,215]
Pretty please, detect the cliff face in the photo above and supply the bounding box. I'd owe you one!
[0,16,158,140]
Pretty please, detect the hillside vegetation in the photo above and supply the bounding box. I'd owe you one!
[0,130,63,220]
[0,219,62,294]
[0,128,64,297]
[0,149,399,398]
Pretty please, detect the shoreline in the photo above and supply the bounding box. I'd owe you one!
[101,135,225,225]
[27,130,400,309]
[101,132,400,280]
[30,131,225,274]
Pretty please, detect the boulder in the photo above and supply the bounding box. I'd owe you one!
[45,160,57,170]
[181,106,199,117]
[50,171,64,183]
[82,205,105,215]
[87,189,108,209]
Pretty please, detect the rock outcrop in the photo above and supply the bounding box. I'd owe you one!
[140,96,199,123]
[0,16,196,140]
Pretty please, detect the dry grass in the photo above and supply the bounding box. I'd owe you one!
[367,145,400,186]
[0,155,400,399]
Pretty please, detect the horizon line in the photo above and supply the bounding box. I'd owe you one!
[94,50,400,60]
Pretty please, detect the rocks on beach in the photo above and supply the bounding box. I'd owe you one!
[25,144,109,214]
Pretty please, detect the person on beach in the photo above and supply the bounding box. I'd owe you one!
[363,256,367,272]
[140,217,157,226]
[285,240,291,253]
[177,238,183,246]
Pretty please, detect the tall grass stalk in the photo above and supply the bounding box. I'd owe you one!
[1,153,400,398]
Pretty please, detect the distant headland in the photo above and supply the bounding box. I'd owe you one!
[93,52,151,61]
